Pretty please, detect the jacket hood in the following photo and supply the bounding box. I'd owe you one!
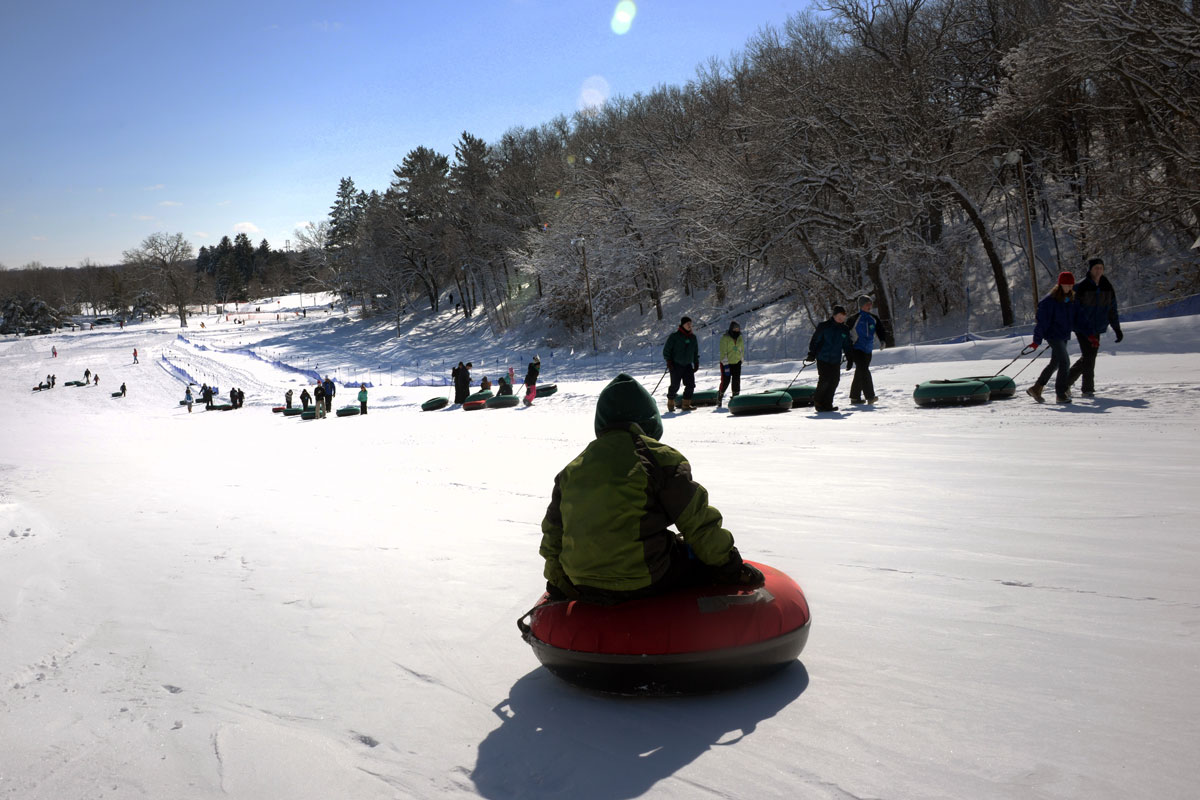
[595,373,663,440]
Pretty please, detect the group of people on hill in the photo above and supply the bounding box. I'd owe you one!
[660,297,891,414]
[1027,258,1124,404]
[452,356,541,406]
[83,368,100,386]
[283,379,367,416]
[38,374,57,389]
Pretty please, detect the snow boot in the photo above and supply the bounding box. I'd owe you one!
[666,396,675,413]
[1081,390,1095,398]
[717,394,724,408]
[849,398,866,405]
[1026,384,1045,403]
[1056,394,1072,404]
[867,396,879,404]
[681,397,694,412]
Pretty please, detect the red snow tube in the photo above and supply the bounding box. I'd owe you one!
[519,561,810,694]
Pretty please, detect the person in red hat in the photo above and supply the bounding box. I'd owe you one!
[1027,271,1078,404]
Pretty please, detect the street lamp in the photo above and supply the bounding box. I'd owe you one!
[1006,149,1040,313]
[572,237,598,352]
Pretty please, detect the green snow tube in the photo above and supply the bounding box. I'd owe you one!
[67,380,84,387]
[283,407,305,416]
[486,394,520,409]
[728,391,793,416]
[213,403,234,411]
[535,383,558,397]
[954,375,1017,399]
[421,396,449,411]
[335,405,360,417]
[770,385,818,407]
[111,391,123,398]
[463,399,487,411]
[465,389,494,403]
[913,379,990,407]
[301,409,318,420]
[689,389,721,407]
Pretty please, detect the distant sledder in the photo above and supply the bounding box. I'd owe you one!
[523,355,540,406]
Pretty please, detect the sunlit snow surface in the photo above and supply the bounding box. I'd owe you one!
[2,301,1198,799]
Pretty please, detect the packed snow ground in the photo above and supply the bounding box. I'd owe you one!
[2,300,1199,800]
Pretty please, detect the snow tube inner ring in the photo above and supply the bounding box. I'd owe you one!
[463,399,487,411]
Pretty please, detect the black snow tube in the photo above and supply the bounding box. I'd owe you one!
[954,375,1017,399]
[727,391,792,416]
[283,407,304,416]
[486,395,520,409]
[535,383,558,397]
[519,562,810,695]
[335,405,360,417]
[913,379,990,407]
[421,396,449,412]
[770,386,818,407]
[111,391,123,398]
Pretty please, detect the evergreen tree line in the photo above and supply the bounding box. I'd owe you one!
[0,233,299,332]
[303,0,1199,339]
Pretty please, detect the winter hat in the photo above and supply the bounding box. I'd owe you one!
[1057,271,1076,287]
[729,320,741,330]
[533,354,540,363]
[832,305,847,316]
[1087,257,1104,269]
[680,316,692,326]
[858,295,873,308]
[594,373,663,441]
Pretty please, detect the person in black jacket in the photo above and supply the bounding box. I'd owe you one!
[523,355,541,406]
[807,306,854,412]
[453,362,472,404]
[1067,258,1123,397]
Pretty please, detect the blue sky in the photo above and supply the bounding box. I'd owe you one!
[1,0,804,269]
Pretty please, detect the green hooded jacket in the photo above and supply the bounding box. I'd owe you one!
[539,423,735,593]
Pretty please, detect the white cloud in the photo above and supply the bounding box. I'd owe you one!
[159,200,182,207]
[143,184,165,191]
[194,232,210,239]
[233,222,261,234]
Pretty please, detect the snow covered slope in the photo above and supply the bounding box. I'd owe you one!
[2,305,1198,799]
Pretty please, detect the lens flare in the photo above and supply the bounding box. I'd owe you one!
[578,75,610,111]
[610,1,636,35]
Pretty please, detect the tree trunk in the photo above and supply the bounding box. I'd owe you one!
[940,177,1015,327]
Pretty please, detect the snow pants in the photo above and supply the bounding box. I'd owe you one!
[849,349,875,401]
[1035,338,1071,397]
[525,383,537,403]
[667,363,695,400]
[1067,333,1100,393]
[813,360,842,410]
[718,362,742,397]
[360,401,367,415]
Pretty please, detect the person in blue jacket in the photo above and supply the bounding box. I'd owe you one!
[845,295,891,404]
[322,376,335,413]
[807,306,854,412]
[1027,272,1078,404]
[1067,258,1123,397]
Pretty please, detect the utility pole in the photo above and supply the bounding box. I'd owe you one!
[1007,150,1039,313]
[573,237,598,352]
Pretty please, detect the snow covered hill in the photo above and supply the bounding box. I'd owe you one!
[2,300,1199,799]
